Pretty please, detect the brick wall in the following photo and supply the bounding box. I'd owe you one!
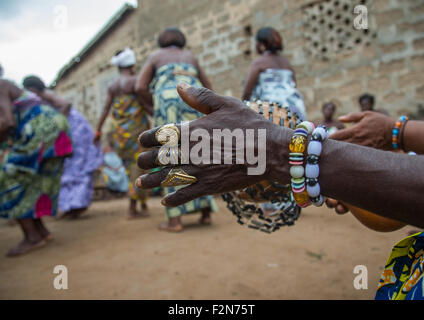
[55,0,424,125]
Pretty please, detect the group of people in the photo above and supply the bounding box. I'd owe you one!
[0,26,310,253]
[0,24,423,300]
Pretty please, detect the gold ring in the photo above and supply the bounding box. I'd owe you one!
[156,146,177,166]
[155,124,180,146]
[156,146,188,166]
[161,168,197,187]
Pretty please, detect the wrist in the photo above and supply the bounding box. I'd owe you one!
[391,115,408,150]
[267,126,292,183]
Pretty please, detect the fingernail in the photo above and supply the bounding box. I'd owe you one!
[136,177,142,188]
[178,82,190,90]
[161,198,167,206]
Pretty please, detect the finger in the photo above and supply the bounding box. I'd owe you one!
[329,127,355,142]
[135,165,197,189]
[137,147,160,169]
[177,82,227,114]
[136,167,171,189]
[138,146,187,169]
[335,204,349,215]
[162,183,206,207]
[325,198,338,208]
[138,124,181,148]
[338,112,365,123]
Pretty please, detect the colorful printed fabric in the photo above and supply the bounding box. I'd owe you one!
[58,108,103,212]
[251,68,306,120]
[151,62,218,219]
[375,232,424,300]
[110,94,149,202]
[0,91,72,219]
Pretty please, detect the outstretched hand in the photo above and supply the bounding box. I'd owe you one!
[136,83,290,207]
[330,111,395,150]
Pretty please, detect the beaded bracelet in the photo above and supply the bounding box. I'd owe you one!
[289,121,315,208]
[305,126,328,207]
[392,116,408,150]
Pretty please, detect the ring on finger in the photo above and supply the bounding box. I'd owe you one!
[161,168,197,187]
[155,124,180,146]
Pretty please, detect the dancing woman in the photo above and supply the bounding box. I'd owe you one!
[95,48,151,219]
[135,28,217,232]
[0,80,72,256]
[242,27,306,120]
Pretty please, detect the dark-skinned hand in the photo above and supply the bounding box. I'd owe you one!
[330,111,395,150]
[136,82,291,207]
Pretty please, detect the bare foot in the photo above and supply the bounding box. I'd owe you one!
[7,219,17,227]
[59,208,86,220]
[6,238,47,257]
[128,209,150,220]
[44,233,54,241]
[199,216,212,225]
[158,221,184,232]
[200,209,212,225]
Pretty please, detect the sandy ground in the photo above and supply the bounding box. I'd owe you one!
[0,196,410,300]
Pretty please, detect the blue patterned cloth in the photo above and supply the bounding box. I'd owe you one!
[150,63,218,219]
[251,69,306,120]
[375,232,424,300]
[0,91,72,219]
[102,151,129,193]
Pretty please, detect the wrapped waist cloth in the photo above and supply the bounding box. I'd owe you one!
[0,91,72,219]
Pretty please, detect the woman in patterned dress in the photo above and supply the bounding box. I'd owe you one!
[23,75,102,219]
[242,27,306,120]
[135,28,218,232]
[95,48,152,219]
[0,80,72,256]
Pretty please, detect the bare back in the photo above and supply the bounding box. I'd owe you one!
[251,53,294,74]
[109,74,138,97]
[242,52,295,101]
[150,47,198,70]
[135,47,212,96]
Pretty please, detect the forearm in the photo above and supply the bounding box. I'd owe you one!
[61,103,71,117]
[96,108,110,132]
[321,140,424,227]
[273,129,424,227]
[136,89,154,115]
[403,120,424,154]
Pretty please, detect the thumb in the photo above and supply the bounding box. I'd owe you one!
[177,82,225,115]
[338,112,365,123]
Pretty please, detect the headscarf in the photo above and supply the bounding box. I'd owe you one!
[110,48,136,68]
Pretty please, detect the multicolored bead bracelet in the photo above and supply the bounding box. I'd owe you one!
[305,126,328,207]
[289,121,315,208]
[392,115,408,150]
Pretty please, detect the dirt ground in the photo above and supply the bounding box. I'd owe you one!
[0,196,410,300]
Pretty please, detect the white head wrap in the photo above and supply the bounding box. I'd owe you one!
[110,48,136,68]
